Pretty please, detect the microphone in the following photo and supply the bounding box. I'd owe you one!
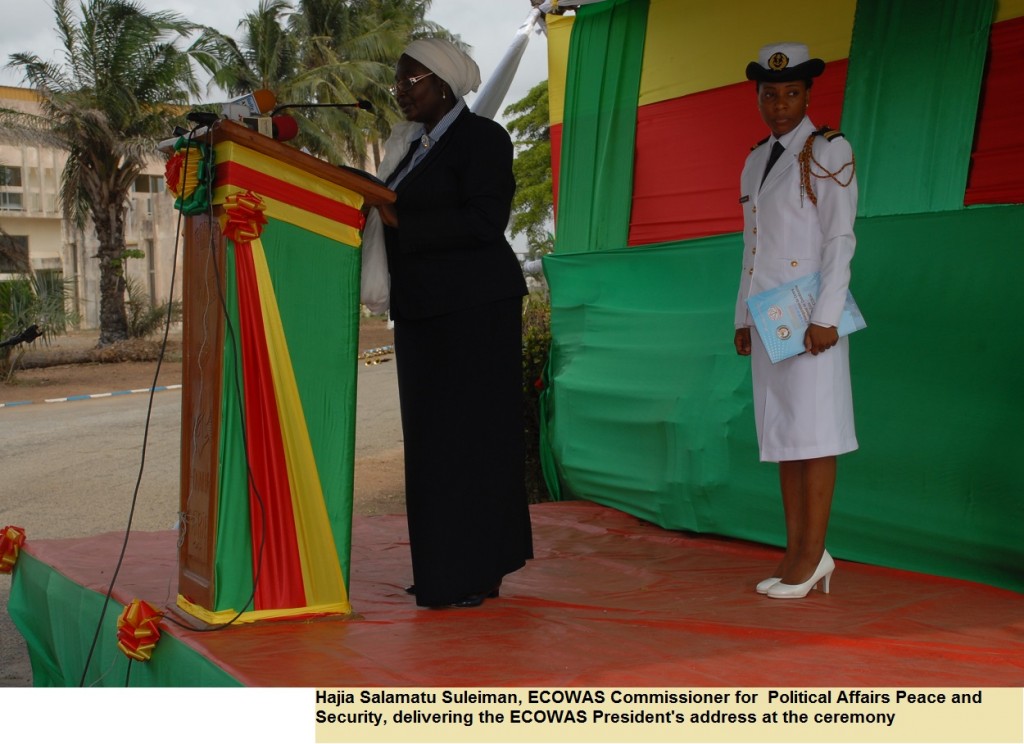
[269,100,374,116]
[271,114,299,142]
[252,89,277,115]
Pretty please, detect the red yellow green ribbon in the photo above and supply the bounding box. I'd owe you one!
[116,599,163,662]
[220,191,268,244]
[0,525,25,574]
[165,139,211,215]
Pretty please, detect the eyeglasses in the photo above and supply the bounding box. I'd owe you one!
[390,72,434,96]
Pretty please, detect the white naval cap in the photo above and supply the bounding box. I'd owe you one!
[746,42,825,82]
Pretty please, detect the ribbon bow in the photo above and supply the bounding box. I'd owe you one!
[165,139,211,215]
[116,599,164,662]
[220,191,268,244]
[0,526,26,574]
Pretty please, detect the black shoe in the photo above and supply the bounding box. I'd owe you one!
[448,592,488,608]
[407,582,499,598]
[428,583,502,609]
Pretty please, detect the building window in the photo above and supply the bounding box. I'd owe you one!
[133,174,165,193]
[0,234,29,272]
[0,165,24,211]
[0,192,24,210]
[0,165,23,188]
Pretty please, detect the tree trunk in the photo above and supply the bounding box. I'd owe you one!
[94,196,129,347]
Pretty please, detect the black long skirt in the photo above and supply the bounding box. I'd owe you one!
[394,297,534,607]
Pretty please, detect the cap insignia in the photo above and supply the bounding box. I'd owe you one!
[768,52,789,71]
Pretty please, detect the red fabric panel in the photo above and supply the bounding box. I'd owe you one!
[627,61,848,245]
[551,123,563,221]
[965,16,1024,205]
[215,162,366,229]
[233,242,307,610]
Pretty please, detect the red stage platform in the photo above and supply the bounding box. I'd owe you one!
[10,502,1024,687]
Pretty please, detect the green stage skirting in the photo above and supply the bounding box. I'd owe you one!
[543,205,1024,593]
[9,549,240,687]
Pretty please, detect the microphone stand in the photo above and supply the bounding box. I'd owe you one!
[269,101,374,116]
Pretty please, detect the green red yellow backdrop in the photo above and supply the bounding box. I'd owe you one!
[541,0,1024,592]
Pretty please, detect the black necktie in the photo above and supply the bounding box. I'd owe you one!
[761,141,785,185]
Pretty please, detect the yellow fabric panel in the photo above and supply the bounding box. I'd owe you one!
[638,0,857,106]
[996,0,1024,20]
[214,141,365,212]
[547,14,575,125]
[177,595,351,624]
[250,238,349,608]
[212,184,363,247]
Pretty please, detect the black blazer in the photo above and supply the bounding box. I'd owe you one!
[383,108,527,321]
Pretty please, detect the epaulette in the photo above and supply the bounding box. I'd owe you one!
[750,135,770,152]
[812,125,844,142]
[799,125,856,206]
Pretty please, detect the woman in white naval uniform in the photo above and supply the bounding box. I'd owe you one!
[733,43,858,599]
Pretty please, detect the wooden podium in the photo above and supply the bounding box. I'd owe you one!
[175,120,393,624]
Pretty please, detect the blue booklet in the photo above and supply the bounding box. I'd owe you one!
[746,272,866,363]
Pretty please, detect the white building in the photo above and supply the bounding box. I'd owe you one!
[0,85,183,329]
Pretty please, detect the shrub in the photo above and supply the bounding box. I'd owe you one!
[125,275,182,338]
[1,271,78,378]
[523,292,552,503]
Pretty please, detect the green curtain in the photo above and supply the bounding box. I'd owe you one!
[544,206,1024,592]
[212,221,360,612]
[9,552,240,686]
[555,0,649,253]
[843,0,994,216]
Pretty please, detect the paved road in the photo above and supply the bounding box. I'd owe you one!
[0,360,401,534]
[0,359,402,686]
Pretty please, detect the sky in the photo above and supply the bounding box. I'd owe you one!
[0,0,551,119]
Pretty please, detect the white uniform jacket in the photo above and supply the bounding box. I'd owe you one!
[735,116,859,462]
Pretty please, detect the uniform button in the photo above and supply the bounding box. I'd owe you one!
[752,227,757,235]
[751,247,756,254]
[752,206,757,214]
[791,260,799,267]
[748,268,754,275]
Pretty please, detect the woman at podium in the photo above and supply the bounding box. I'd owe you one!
[375,38,533,609]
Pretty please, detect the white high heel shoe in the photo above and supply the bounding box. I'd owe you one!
[766,550,834,599]
[755,577,781,594]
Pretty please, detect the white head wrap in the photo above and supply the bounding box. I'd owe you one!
[402,38,481,99]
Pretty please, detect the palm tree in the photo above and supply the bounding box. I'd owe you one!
[285,0,461,167]
[196,1,462,168]
[282,0,397,165]
[2,0,205,345]
[198,0,298,100]
[327,0,463,167]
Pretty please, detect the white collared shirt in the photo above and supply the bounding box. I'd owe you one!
[388,99,467,188]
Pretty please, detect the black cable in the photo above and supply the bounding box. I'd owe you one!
[77,124,270,686]
[78,137,188,687]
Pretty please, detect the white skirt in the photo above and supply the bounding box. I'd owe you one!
[750,330,858,462]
